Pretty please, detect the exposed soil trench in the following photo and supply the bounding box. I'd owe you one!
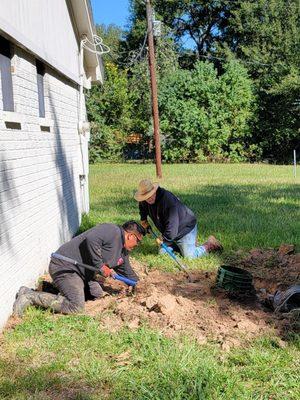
[6,246,300,349]
[84,245,300,348]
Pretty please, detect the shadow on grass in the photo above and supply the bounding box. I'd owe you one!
[0,359,100,399]
[86,183,300,253]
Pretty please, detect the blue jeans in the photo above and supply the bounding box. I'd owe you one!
[159,225,207,259]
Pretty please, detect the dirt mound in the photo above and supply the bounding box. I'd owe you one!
[9,246,299,349]
[85,247,300,348]
[235,245,300,292]
[85,267,270,349]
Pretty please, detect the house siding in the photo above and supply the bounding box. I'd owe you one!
[0,0,80,84]
[0,44,88,329]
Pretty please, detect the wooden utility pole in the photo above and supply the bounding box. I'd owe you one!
[146,0,162,178]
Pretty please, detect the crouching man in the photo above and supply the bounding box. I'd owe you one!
[134,179,222,259]
[13,221,145,316]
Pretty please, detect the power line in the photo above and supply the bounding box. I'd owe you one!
[106,29,150,68]
[126,29,149,66]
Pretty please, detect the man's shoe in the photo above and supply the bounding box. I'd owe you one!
[16,286,33,297]
[13,287,65,316]
[13,286,34,317]
[203,236,223,253]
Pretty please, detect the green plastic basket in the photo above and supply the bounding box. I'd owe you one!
[216,265,254,292]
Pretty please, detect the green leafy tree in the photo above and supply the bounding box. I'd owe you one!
[154,0,232,57]
[127,0,299,162]
[257,69,300,160]
[86,24,129,162]
[219,0,300,161]
[128,0,232,58]
[87,19,181,162]
[159,61,256,162]
[220,0,300,78]
[86,62,131,162]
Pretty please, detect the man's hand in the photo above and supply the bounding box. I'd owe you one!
[156,237,163,246]
[140,220,151,234]
[100,264,114,278]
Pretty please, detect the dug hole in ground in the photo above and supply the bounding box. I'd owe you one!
[10,245,300,350]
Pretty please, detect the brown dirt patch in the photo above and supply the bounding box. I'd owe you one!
[234,245,300,292]
[6,246,300,349]
[84,246,299,348]
[85,268,271,349]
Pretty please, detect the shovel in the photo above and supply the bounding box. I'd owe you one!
[148,227,193,282]
[51,253,137,287]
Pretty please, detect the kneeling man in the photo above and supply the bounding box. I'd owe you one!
[13,221,145,316]
[134,179,222,259]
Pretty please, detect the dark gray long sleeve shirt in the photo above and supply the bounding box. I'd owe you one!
[51,223,132,281]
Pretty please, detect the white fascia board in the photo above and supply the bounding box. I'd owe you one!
[0,17,80,86]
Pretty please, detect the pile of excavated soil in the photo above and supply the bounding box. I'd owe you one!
[84,245,300,348]
[235,244,300,292]
[7,245,300,349]
[86,269,268,349]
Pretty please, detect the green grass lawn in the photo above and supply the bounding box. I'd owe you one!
[1,163,299,400]
[84,163,300,271]
[1,310,299,400]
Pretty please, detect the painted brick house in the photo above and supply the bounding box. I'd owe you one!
[0,0,103,329]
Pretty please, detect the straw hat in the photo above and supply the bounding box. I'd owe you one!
[134,179,159,201]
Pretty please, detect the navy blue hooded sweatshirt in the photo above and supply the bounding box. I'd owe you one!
[139,187,196,241]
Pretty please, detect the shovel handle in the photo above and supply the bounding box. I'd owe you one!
[148,227,191,277]
[51,253,137,287]
[113,274,137,287]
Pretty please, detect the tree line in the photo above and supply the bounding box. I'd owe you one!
[86,0,300,163]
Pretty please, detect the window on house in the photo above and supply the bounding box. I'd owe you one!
[0,35,14,111]
[36,60,45,118]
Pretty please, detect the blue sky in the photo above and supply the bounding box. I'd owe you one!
[90,0,195,49]
[91,0,131,29]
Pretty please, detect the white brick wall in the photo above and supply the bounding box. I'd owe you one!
[0,45,89,329]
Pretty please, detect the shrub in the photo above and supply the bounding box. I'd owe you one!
[159,61,257,162]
